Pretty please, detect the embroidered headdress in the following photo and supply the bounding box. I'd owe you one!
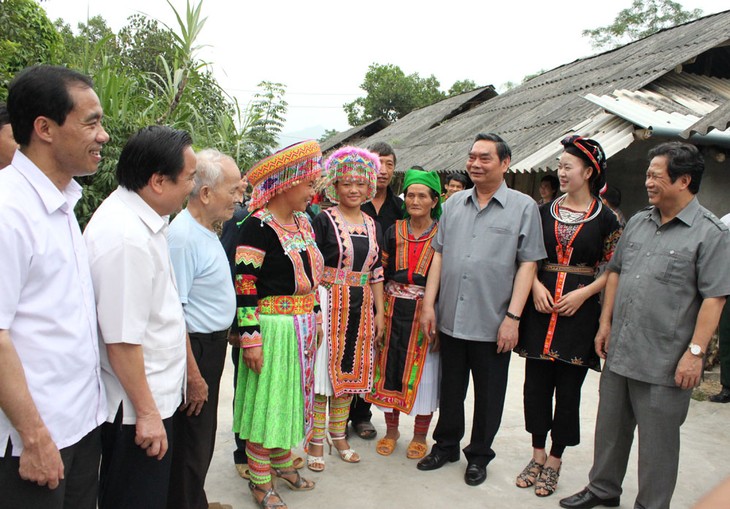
[247,140,322,211]
[560,135,607,195]
[324,146,380,204]
[402,168,443,219]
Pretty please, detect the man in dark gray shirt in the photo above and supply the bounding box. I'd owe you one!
[417,133,545,486]
[561,142,730,509]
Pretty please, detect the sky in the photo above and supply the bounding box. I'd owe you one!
[41,0,728,143]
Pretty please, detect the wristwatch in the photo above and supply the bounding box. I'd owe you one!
[688,343,705,358]
[506,311,521,322]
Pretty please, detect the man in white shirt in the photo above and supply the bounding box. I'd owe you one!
[84,125,196,509]
[0,65,109,509]
[166,149,240,509]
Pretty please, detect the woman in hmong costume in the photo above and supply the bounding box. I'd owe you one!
[233,140,324,509]
[365,169,442,460]
[306,147,385,472]
[514,136,622,497]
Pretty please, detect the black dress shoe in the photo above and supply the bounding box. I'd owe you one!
[709,387,730,403]
[559,488,620,508]
[416,451,459,471]
[464,463,487,486]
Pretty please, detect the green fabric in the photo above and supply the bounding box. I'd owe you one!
[402,168,443,219]
[233,313,305,449]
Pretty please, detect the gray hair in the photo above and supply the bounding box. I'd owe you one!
[191,149,235,197]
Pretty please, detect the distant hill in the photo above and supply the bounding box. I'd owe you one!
[276,126,327,148]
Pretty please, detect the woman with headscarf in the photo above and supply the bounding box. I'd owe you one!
[366,169,442,460]
[233,140,324,508]
[514,136,622,497]
[306,146,385,472]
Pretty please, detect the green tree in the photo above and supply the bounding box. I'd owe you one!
[319,129,339,143]
[448,79,478,97]
[0,0,63,100]
[583,0,703,50]
[344,63,447,126]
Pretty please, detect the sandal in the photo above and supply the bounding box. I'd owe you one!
[272,467,315,491]
[236,463,250,479]
[535,464,561,497]
[306,454,325,472]
[328,434,360,463]
[376,434,399,456]
[516,458,544,488]
[291,454,305,470]
[249,481,287,509]
[353,420,377,440]
[406,440,428,460]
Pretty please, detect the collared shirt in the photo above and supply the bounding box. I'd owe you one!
[84,187,186,424]
[434,181,546,341]
[168,209,236,333]
[606,198,730,386]
[361,186,404,235]
[0,152,106,455]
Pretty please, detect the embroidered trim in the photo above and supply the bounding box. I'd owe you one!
[258,294,316,315]
[235,246,265,268]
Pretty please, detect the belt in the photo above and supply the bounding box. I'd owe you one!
[385,281,425,300]
[321,267,369,287]
[189,328,230,341]
[542,263,595,276]
[258,294,316,315]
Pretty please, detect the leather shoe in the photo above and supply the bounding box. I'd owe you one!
[709,387,730,403]
[416,450,459,471]
[464,463,487,486]
[560,488,620,508]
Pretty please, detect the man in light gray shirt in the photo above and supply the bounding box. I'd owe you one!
[418,133,545,486]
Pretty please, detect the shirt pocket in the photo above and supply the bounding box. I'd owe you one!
[620,240,642,271]
[654,249,692,286]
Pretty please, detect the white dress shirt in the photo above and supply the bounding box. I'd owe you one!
[84,187,186,424]
[0,151,106,455]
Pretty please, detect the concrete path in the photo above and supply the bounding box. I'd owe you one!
[205,356,730,509]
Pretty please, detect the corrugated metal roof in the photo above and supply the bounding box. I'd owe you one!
[681,100,730,136]
[346,10,730,174]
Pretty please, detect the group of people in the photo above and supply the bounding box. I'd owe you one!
[1,63,729,509]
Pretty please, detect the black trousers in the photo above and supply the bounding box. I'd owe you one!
[523,357,589,447]
[231,345,247,464]
[167,334,228,509]
[99,406,174,509]
[431,333,511,466]
[349,395,373,425]
[0,426,101,509]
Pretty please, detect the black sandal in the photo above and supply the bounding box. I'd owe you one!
[272,467,315,491]
[249,481,287,508]
[535,465,561,497]
[516,458,544,488]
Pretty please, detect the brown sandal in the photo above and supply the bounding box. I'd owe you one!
[535,465,561,497]
[516,458,544,488]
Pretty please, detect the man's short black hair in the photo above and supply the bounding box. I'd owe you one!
[446,172,471,188]
[540,174,559,193]
[601,186,622,208]
[116,126,193,192]
[7,65,94,146]
[473,133,511,162]
[367,141,397,166]
[648,142,704,194]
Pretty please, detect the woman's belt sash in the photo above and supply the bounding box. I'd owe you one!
[385,281,425,300]
[258,293,316,315]
[321,267,369,287]
[542,262,594,276]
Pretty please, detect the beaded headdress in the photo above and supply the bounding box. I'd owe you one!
[324,146,380,204]
[247,140,322,211]
[560,135,606,177]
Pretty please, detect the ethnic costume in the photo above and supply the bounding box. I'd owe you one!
[515,136,622,470]
[516,198,622,368]
[307,147,382,462]
[232,140,324,489]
